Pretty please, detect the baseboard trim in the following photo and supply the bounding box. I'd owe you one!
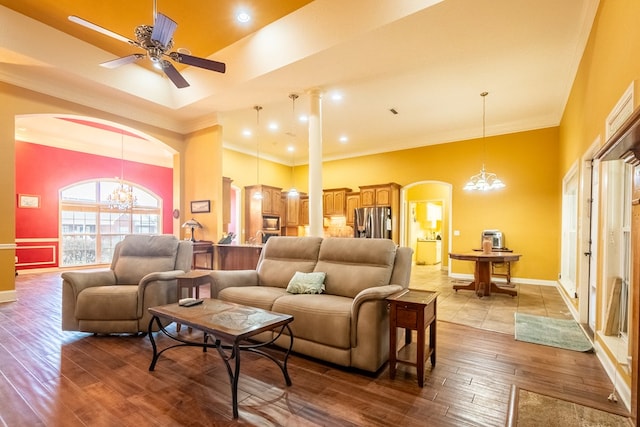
[448,273,557,286]
[0,289,17,303]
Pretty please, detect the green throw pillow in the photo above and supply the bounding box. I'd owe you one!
[286,271,326,294]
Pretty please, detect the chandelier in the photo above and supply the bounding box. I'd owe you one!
[464,92,505,191]
[108,131,137,209]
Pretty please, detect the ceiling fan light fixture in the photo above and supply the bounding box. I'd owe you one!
[69,2,226,89]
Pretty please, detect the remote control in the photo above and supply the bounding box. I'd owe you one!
[179,298,204,307]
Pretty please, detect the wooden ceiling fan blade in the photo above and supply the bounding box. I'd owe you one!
[169,52,226,73]
[100,54,145,69]
[151,13,177,47]
[68,15,135,45]
[161,61,190,88]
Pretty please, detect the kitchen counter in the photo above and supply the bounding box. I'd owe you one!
[214,244,262,270]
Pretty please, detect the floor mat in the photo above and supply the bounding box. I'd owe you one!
[514,312,593,352]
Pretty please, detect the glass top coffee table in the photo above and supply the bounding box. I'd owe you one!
[147,298,294,419]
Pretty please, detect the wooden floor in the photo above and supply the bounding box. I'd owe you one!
[0,271,630,426]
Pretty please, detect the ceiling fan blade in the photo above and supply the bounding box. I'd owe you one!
[161,60,190,88]
[100,54,145,69]
[151,13,177,47]
[169,52,226,74]
[68,15,135,45]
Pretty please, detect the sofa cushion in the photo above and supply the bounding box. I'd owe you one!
[272,294,352,349]
[257,236,322,288]
[218,286,289,311]
[286,271,326,294]
[315,238,396,298]
[114,235,180,284]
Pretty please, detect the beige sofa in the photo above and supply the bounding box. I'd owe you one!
[61,234,193,334]
[209,236,413,372]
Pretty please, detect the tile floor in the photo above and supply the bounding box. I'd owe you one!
[409,264,573,335]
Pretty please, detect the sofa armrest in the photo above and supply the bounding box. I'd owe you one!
[209,270,259,298]
[350,284,404,346]
[139,270,185,287]
[61,269,116,296]
[61,269,117,331]
[136,270,186,318]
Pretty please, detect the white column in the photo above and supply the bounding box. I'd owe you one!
[308,89,323,237]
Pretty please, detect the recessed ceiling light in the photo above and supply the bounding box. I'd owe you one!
[339,135,348,143]
[331,93,343,101]
[287,145,295,152]
[299,115,308,122]
[268,122,278,131]
[236,10,251,23]
[242,129,252,137]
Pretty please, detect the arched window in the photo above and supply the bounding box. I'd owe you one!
[60,179,162,267]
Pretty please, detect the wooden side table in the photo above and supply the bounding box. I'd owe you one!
[192,241,214,270]
[175,270,213,332]
[387,289,438,387]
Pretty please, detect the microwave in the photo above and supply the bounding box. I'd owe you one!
[263,216,280,230]
[481,229,504,249]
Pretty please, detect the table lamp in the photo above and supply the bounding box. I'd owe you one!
[182,218,203,242]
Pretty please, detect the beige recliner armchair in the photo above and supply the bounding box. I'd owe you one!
[61,234,193,334]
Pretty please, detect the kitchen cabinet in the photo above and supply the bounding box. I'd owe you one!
[323,188,351,216]
[215,244,262,270]
[359,183,400,207]
[299,195,309,225]
[244,184,282,242]
[345,192,360,226]
[284,191,306,228]
[265,186,283,215]
[416,240,442,265]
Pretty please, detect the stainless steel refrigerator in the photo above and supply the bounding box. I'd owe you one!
[353,207,392,239]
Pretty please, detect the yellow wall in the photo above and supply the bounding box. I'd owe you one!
[183,126,223,242]
[558,0,640,393]
[266,126,560,281]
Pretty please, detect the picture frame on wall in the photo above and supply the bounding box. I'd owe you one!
[18,194,40,208]
[190,200,210,213]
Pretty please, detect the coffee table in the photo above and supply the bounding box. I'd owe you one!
[147,298,294,419]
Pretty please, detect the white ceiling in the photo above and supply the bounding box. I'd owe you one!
[1,0,599,166]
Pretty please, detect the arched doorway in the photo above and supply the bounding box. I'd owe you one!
[15,114,177,272]
[401,181,452,271]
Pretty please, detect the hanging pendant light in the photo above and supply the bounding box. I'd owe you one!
[253,105,263,200]
[464,92,506,191]
[107,131,137,209]
[288,93,299,198]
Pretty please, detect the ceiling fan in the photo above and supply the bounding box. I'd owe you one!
[68,0,226,88]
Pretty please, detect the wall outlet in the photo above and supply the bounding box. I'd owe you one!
[453,230,460,236]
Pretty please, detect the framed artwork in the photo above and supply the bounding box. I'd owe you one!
[18,194,40,208]
[190,200,210,213]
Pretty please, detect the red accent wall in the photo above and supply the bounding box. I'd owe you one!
[15,141,173,270]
